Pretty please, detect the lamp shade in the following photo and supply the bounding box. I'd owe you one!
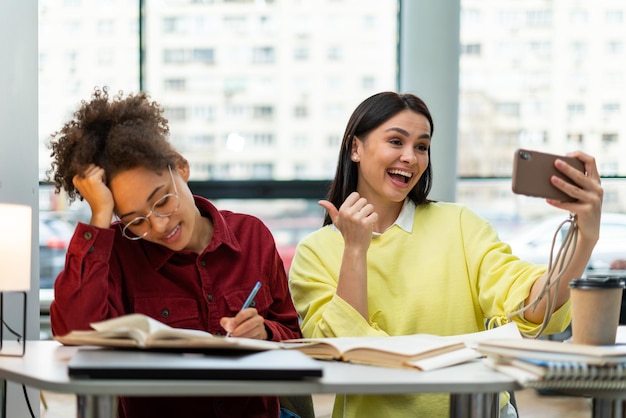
[0,204,32,291]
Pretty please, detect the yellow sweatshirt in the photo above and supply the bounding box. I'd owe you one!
[289,201,570,418]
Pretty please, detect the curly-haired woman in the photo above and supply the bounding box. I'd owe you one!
[48,88,302,418]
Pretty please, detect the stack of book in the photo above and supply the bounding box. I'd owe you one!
[475,338,626,390]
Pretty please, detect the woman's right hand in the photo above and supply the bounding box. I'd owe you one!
[318,192,377,319]
[318,192,378,251]
[72,165,115,228]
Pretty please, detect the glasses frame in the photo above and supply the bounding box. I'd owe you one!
[121,165,180,240]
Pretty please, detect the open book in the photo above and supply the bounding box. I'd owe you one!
[54,314,282,352]
[283,322,522,371]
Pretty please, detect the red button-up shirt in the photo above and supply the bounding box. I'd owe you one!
[51,196,302,418]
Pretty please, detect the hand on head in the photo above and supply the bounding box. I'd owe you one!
[220,309,268,340]
[72,164,115,228]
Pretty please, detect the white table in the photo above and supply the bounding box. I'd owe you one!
[0,341,520,418]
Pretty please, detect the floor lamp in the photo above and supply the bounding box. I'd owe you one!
[0,203,32,357]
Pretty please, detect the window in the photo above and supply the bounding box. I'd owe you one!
[253,106,273,119]
[166,106,187,120]
[603,103,621,115]
[252,47,275,64]
[567,103,585,116]
[164,78,187,90]
[293,46,309,61]
[567,133,584,145]
[606,41,624,55]
[461,43,481,56]
[606,10,624,24]
[495,102,520,117]
[602,133,619,144]
[327,46,342,61]
[294,105,308,118]
[164,49,186,64]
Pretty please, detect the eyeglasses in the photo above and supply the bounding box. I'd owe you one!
[121,165,180,240]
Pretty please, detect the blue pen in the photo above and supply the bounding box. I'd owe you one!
[226,281,262,337]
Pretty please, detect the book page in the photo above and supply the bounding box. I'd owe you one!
[284,322,522,369]
[55,313,283,351]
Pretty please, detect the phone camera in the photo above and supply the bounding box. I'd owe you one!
[519,151,532,160]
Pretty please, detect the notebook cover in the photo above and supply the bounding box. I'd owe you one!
[68,348,323,380]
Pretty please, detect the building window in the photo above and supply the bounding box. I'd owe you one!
[293,134,308,147]
[192,106,215,121]
[252,163,273,179]
[294,105,308,118]
[164,78,186,91]
[96,19,114,35]
[526,10,552,27]
[603,103,621,115]
[605,10,624,24]
[253,106,273,119]
[193,48,215,64]
[602,133,619,144]
[163,49,186,64]
[190,134,215,146]
[252,133,274,146]
[326,134,341,148]
[461,43,481,56]
[327,46,342,61]
[606,41,624,55]
[166,107,187,121]
[567,133,584,144]
[252,47,275,64]
[162,17,184,33]
[362,76,375,89]
[495,102,520,117]
[566,103,585,116]
[293,46,309,61]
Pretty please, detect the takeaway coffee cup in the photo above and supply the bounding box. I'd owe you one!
[569,277,625,345]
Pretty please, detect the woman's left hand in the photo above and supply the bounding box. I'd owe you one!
[547,150,603,244]
[220,309,268,340]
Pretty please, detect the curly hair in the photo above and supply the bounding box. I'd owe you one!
[47,87,181,202]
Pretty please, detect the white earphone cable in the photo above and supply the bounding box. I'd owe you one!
[508,214,578,339]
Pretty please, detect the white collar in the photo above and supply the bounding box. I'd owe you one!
[330,198,415,237]
[372,198,415,237]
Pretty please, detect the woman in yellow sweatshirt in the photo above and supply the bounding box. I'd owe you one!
[288,91,603,418]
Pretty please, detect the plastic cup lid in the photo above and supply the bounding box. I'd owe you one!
[569,277,625,289]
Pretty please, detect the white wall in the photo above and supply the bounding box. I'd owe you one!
[0,0,40,416]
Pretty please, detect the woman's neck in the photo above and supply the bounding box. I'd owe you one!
[370,199,404,233]
[188,213,214,253]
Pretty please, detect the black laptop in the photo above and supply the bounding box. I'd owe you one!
[68,348,323,380]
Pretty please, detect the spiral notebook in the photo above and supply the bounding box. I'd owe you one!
[484,356,626,390]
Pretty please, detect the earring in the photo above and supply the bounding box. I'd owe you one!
[352,155,360,162]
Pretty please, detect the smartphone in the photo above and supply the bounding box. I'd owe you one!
[512,149,585,202]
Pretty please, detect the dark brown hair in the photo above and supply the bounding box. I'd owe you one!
[47,87,181,202]
[324,91,434,225]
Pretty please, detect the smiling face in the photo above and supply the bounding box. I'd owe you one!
[110,164,204,252]
[351,109,431,207]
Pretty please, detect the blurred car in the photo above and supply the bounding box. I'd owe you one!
[39,213,74,289]
[508,212,626,270]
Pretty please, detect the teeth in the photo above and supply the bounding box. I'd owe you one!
[388,169,412,178]
[165,225,179,239]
